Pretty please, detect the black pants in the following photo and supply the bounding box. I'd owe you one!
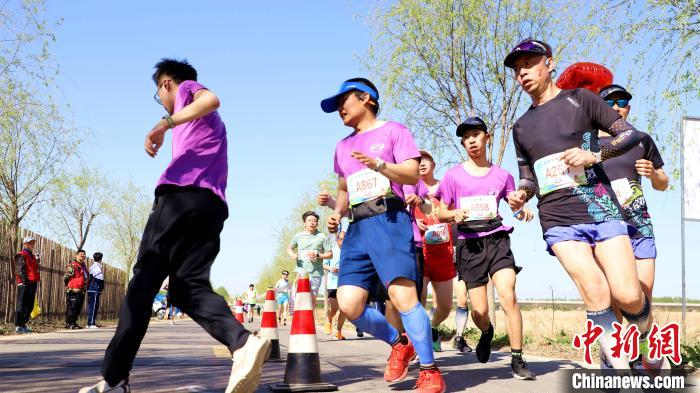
[87,291,101,326]
[102,186,251,385]
[15,282,37,327]
[66,290,85,325]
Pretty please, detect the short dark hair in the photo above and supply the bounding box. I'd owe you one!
[93,252,103,262]
[77,249,86,255]
[249,284,255,288]
[344,77,380,115]
[152,58,198,85]
[302,211,320,222]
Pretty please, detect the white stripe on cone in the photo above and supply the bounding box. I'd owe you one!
[235,306,243,313]
[293,293,313,311]
[288,334,319,354]
[259,326,279,340]
[264,299,276,312]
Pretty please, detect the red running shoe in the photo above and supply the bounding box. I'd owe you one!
[384,335,417,382]
[414,367,446,393]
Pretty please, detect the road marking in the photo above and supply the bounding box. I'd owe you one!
[212,345,230,358]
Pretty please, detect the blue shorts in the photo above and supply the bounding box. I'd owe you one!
[631,237,657,260]
[276,293,289,305]
[543,220,629,256]
[338,210,417,291]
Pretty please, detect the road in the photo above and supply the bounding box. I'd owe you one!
[0,319,696,392]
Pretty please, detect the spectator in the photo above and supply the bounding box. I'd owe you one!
[87,252,105,329]
[14,236,40,334]
[65,249,88,329]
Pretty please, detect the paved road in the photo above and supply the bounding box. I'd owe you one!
[0,319,696,392]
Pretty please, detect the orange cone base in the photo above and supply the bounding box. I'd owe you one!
[267,339,284,362]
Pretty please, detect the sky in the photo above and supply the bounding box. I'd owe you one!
[38,1,699,301]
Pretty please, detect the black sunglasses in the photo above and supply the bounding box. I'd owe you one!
[606,99,629,108]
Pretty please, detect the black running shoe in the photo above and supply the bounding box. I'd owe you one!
[511,356,536,380]
[475,324,493,363]
[453,336,473,353]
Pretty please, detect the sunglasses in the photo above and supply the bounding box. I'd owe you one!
[606,99,629,108]
[512,40,551,57]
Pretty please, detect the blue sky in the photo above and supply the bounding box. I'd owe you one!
[41,1,699,300]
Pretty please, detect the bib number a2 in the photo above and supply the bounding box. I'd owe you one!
[347,168,392,206]
[533,152,587,195]
[459,195,498,221]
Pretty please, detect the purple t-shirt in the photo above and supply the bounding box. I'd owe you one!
[156,81,228,203]
[435,164,515,239]
[334,121,420,202]
[403,180,431,248]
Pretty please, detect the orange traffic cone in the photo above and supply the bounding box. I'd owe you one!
[261,288,284,362]
[234,297,244,323]
[269,273,337,392]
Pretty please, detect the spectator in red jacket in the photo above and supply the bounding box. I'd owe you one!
[15,236,40,334]
[65,249,88,329]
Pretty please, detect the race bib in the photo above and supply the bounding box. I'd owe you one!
[533,152,587,195]
[459,195,498,221]
[611,178,634,207]
[424,223,450,244]
[347,168,392,206]
[298,250,318,262]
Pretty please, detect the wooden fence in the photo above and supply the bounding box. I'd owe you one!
[0,222,128,324]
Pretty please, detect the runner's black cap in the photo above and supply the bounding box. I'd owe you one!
[504,39,552,69]
[599,84,632,100]
[456,117,488,137]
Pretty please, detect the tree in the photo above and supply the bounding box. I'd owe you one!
[0,83,82,260]
[364,0,609,167]
[600,0,700,180]
[102,181,151,282]
[0,0,60,88]
[215,286,233,303]
[47,167,109,250]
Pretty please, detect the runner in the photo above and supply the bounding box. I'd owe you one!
[323,217,350,339]
[287,211,333,317]
[405,150,456,352]
[245,284,260,323]
[274,270,291,326]
[504,39,652,370]
[321,77,445,392]
[79,58,270,393]
[598,84,669,373]
[436,117,536,380]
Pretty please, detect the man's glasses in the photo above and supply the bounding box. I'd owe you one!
[153,80,171,105]
[606,99,629,108]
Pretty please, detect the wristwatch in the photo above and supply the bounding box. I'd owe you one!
[374,158,386,172]
[162,115,176,129]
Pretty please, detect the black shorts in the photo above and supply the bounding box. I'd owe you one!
[455,231,521,290]
[373,246,424,302]
[327,289,337,299]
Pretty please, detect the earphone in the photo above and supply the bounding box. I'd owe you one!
[545,59,551,66]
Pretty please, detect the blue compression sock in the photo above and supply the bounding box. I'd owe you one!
[350,305,399,345]
[400,303,434,366]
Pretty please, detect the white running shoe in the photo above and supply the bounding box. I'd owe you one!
[78,379,130,393]
[226,334,272,393]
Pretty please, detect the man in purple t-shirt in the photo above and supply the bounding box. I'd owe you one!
[321,78,445,392]
[436,117,535,381]
[81,59,270,393]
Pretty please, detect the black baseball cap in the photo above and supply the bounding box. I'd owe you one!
[599,84,632,100]
[504,39,553,69]
[456,117,488,137]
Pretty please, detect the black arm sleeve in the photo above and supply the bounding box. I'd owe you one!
[15,255,27,283]
[578,88,643,161]
[514,128,537,201]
